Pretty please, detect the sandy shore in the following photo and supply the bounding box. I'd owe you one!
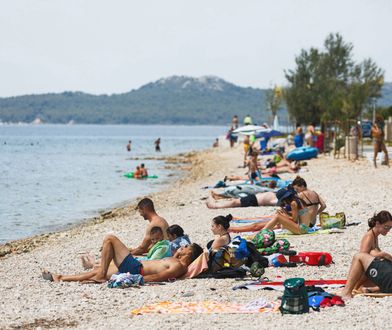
[1,143,392,330]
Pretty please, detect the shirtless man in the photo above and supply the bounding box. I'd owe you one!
[206,191,277,209]
[140,163,148,177]
[130,198,169,255]
[43,234,203,283]
[80,198,169,269]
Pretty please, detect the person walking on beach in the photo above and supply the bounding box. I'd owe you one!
[42,234,203,283]
[371,115,390,168]
[126,140,132,152]
[154,138,161,152]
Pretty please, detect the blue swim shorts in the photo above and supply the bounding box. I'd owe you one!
[118,254,143,275]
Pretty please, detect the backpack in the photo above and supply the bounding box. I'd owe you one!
[280,278,309,314]
[208,247,231,272]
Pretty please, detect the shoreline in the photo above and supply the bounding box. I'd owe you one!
[0,150,201,258]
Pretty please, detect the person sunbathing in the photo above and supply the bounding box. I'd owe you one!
[261,160,299,175]
[210,180,277,201]
[206,191,277,209]
[341,211,392,297]
[80,197,169,270]
[43,234,203,283]
[291,176,326,227]
[262,187,312,234]
[206,215,232,250]
[167,225,191,255]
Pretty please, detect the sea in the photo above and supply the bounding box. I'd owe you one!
[0,124,227,244]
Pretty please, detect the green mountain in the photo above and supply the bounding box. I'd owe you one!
[1,76,392,124]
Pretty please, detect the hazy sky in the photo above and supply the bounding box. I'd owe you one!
[0,0,391,97]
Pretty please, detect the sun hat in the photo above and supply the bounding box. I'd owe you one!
[276,188,296,206]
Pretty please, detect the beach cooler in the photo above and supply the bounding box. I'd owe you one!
[286,147,318,161]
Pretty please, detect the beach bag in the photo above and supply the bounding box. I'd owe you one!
[280,278,309,314]
[320,212,346,229]
[298,252,333,266]
[227,236,249,268]
[208,247,231,273]
[252,229,275,249]
[244,241,269,268]
[196,267,247,279]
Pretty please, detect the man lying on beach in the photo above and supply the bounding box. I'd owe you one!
[43,234,203,283]
[209,182,277,200]
[81,197,169,269]
[206,191,277,209]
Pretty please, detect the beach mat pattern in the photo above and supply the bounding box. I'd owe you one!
[131,299,278,315]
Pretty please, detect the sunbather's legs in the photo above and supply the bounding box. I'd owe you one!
[264,213,301,234]
[210,190,230,200]
[92,234,131,282]
[206,196,241,209]
[341,252,375,299]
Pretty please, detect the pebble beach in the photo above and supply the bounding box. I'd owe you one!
[1,143,392,330]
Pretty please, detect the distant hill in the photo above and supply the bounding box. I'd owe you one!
[1,76,392,125]
[0,76,271,125]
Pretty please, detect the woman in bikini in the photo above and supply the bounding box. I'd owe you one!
[291,176,326,226]
[207,214,232,250]
[262,187,312,235]
[352,211,392,293]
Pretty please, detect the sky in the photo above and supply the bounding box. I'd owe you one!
[0,0,391,97]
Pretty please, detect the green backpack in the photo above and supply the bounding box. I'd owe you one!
[280,278,309,314]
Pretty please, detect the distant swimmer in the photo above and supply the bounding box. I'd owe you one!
[134,166,142,179]
[213,138,219,148]
[154,138,161,152]
[126,140,132,152]
[140,163,148,177]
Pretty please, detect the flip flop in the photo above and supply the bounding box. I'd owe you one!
[42,271,54,282]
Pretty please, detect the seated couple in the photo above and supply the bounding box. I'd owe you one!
[229,176,326,234]
[342,211,392,299]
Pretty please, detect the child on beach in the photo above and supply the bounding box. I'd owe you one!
[167,225,191,255]
[207,215,232,251]
[247,150,261,184]
[341,211,392,298]
[143,227,172,260]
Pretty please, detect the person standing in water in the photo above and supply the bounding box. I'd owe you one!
[155,138,161,152]
[126,140,132,152]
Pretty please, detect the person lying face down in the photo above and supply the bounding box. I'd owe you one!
[145,226,172,260]
[42,234,203,283]
[167,225,191,255]
[341,211,392,299]
[206,214,232,251]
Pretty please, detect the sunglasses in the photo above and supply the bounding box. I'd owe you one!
[384,225,392,231]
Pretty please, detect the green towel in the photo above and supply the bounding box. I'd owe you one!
[147,240,172,260]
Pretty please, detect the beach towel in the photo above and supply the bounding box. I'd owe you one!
[181,251,209,279]
[147,240,172,260]
[107,273,144,288]
[232,216,272,224]
[233,279,346,291]
[131,298,279,315]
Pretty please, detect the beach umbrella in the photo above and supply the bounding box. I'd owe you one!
[232,125,269,135]
[255,129,283,139]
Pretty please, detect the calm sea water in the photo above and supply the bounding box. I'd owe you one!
[0,124,226,243]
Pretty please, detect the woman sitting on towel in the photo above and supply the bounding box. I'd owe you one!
[207,214,232,250]
[262,187,312,234]
[346,211,392,295]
